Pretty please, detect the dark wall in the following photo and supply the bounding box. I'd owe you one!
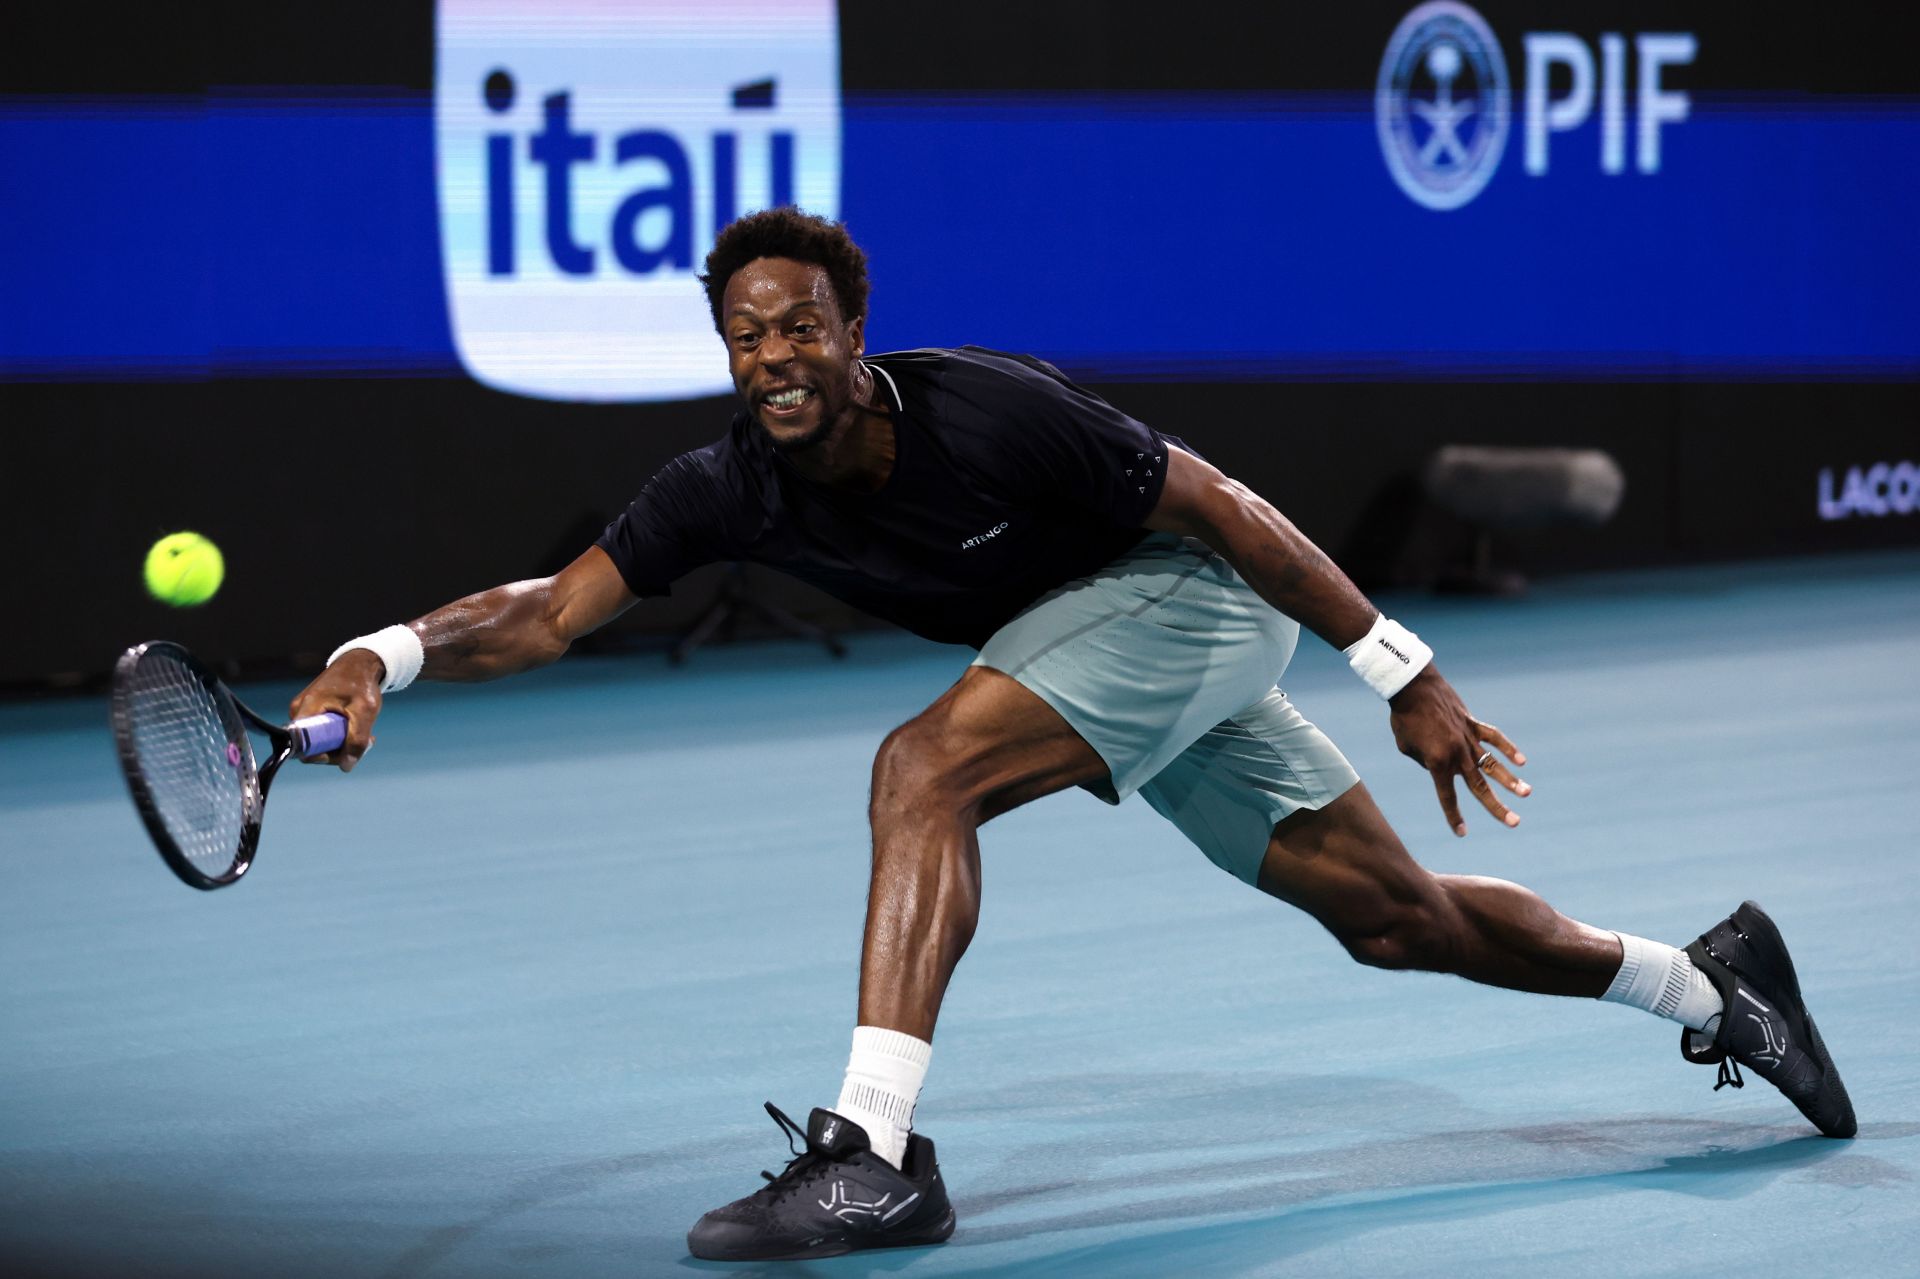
[11,377,1916,686]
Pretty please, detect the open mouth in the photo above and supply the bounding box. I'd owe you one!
[761,386,816,418]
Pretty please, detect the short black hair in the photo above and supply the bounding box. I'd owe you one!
[700,207,870,334]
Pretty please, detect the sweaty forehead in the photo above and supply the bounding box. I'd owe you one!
[724,258,836,321]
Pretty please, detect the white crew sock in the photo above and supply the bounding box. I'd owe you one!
[833,1026,931,1170]
[1601,932,1724,1034]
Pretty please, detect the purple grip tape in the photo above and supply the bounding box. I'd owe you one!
[289,712,349,758]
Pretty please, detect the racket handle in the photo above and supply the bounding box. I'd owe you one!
[289,712,349,758]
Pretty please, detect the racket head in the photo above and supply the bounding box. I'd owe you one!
[110,641,266,889]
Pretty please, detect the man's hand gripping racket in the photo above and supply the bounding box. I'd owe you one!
[111,641,354,890]
[289,648,385,772]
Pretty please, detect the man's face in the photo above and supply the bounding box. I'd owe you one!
[721,257,865,453]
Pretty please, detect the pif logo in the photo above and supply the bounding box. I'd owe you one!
[435,0,842,401]
[1377,2,1696,210]
[1375,2,1511,211]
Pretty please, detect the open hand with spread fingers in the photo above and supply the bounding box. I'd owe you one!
[1386,666,1531,836]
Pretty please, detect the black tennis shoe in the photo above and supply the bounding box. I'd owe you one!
[1680,901,1856,1138]
[686,1104,956,1262]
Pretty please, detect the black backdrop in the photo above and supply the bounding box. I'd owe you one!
[5,2,1917,687]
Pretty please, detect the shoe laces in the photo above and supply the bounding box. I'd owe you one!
[1714,1057,1744,1092]
[755,1102,830,1203]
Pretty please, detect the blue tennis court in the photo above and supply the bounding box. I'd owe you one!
[4,550,1916,1278]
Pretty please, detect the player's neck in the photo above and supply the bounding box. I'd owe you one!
[786,396,895,494]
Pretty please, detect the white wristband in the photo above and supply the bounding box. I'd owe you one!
[1343,614,1433,700]
[327,624,425,693]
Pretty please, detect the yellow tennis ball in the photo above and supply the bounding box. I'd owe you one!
[144,532,225,607]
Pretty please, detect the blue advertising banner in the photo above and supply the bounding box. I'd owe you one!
[3,2,1917,391]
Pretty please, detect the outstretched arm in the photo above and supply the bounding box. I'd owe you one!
[289,546,637,771]
[1145,446,1528,835]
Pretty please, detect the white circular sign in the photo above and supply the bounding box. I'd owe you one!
[1376,2,1510,210]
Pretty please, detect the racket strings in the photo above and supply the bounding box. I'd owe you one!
[124,653,251,875]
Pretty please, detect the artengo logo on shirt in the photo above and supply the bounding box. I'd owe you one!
[435,0,842,402]
[961,522,1011,550]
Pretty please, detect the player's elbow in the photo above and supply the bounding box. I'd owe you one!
[529,582,575,667]
[530,623,571,669]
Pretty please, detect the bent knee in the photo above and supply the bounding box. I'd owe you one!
[871,715,973,817]
[871,718,941,793]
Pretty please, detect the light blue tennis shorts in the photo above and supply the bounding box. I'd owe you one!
[974,533,1361,885]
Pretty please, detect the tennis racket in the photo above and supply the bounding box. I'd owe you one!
[111,640,348,890]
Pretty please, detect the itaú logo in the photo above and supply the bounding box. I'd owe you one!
[1376,2,1697,210]
[1818,460,1920,520]
[435,0,841,402]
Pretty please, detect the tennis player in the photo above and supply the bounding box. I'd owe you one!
[291,208,1855,1262]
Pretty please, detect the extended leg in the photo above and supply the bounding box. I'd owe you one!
[1258,782,1622,995]
[820,665,1107,1170]
[1254,782,1856,1137]
[860,665,1109,1037]
[684,673,1097,1261]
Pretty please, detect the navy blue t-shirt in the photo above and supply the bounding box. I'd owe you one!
[596,346,1188,649]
